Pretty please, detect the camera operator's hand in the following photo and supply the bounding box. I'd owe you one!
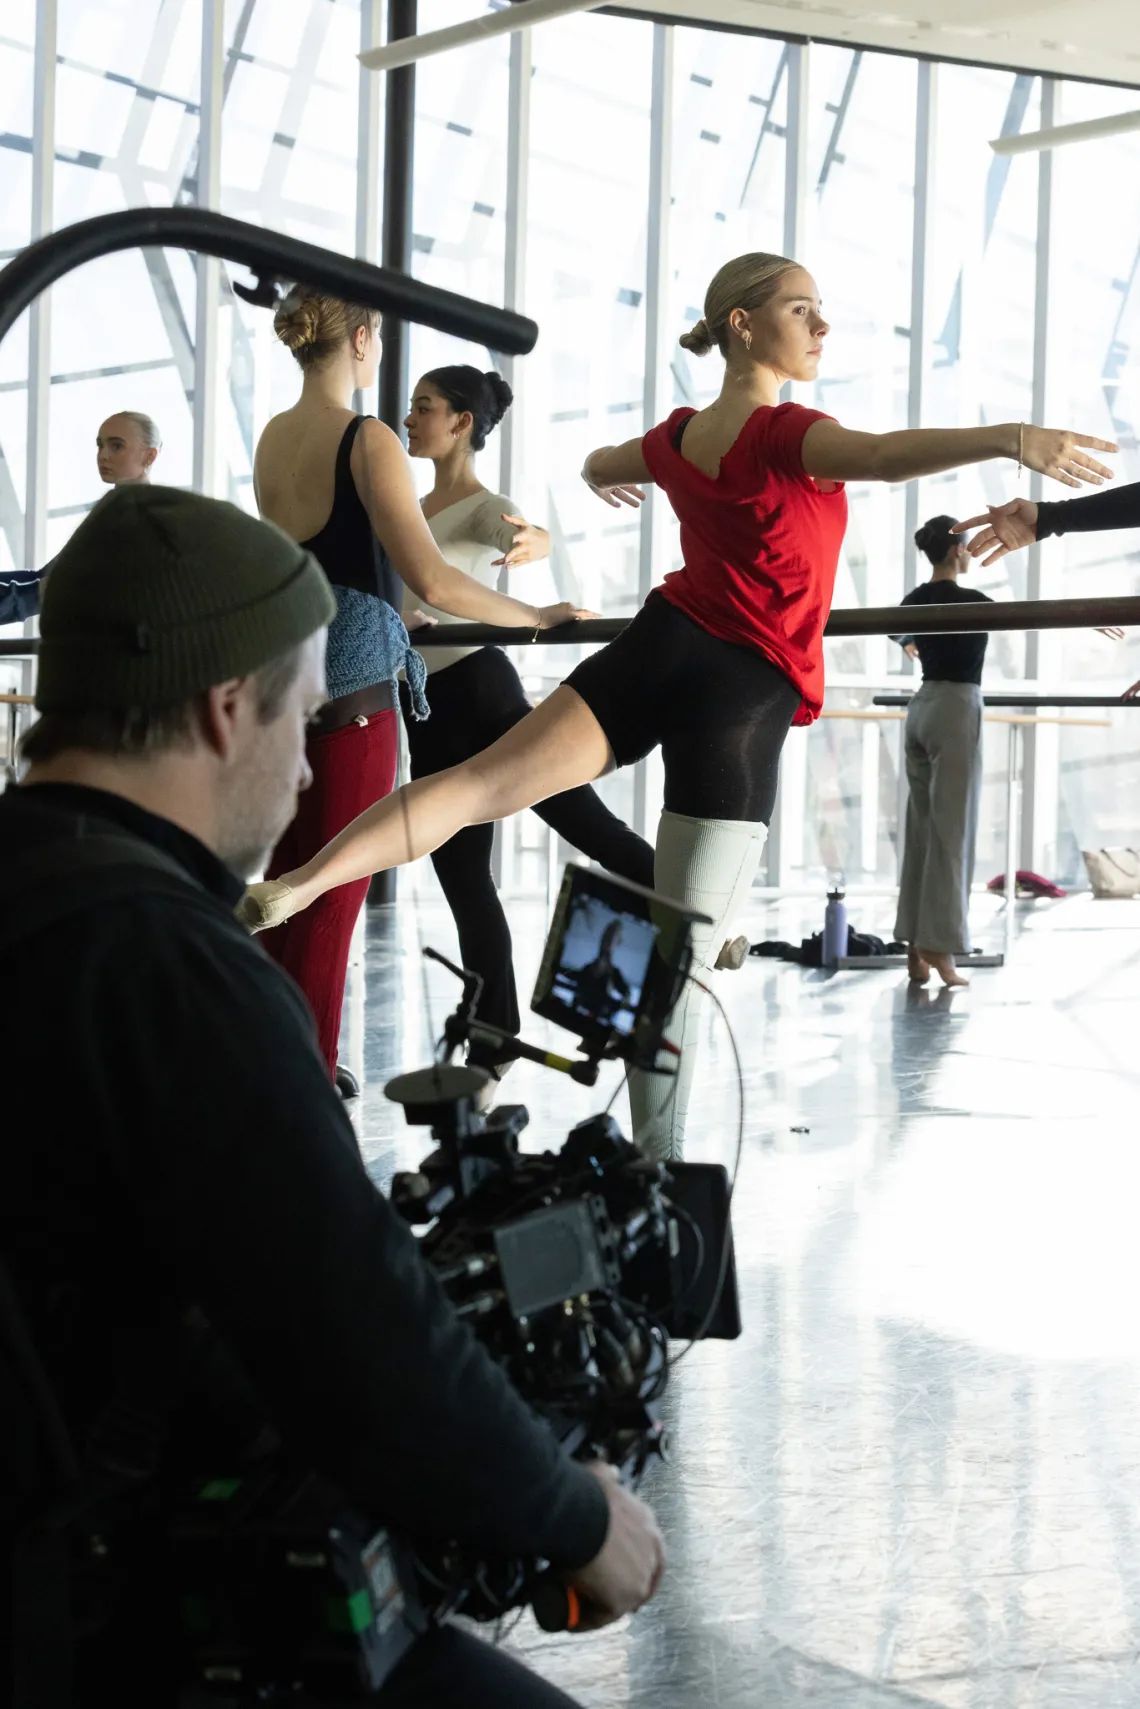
[564,1463,666,1629]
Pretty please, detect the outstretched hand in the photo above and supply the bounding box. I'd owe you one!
[1124,679,1140,700]
[953,498,1039,566]
[582,467,646,510]
[1020,426,1116,489]
[492,515,551,569]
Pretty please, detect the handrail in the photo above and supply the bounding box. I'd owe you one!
[6,592,1140,660]
[0,209,538,355]
[873,693,1140,708]
[410,593,1140,646]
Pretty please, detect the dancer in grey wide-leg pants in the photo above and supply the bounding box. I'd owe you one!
[894,680,983,954]
[892,513,993,985]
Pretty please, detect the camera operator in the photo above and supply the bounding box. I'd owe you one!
[0,485,665,1707]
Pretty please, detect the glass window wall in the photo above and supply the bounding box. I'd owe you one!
[3,6,1138,891]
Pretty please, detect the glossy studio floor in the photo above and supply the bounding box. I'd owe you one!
[343,882,1140,1709]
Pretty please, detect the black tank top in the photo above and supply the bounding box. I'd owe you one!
[300,416,400,610]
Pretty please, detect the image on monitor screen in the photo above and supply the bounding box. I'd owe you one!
[548,892,660,1037]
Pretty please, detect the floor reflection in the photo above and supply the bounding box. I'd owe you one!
[342,889,1140,1707]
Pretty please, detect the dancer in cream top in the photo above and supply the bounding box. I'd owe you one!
[409,489,531,674]
[390,364,654,1076]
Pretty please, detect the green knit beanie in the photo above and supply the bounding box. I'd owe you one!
[35,484,337,713]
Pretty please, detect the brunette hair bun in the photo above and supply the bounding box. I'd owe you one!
[914,514,960,567]
[422,364,515,451]
[484,370,514,427]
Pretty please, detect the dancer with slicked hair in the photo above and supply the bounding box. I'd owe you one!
[244,253,1115,1156]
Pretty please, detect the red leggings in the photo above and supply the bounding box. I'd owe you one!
[261,707,399,1077]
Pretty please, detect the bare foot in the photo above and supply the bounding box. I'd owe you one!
[907,946,931,985]
[922,950,969,988]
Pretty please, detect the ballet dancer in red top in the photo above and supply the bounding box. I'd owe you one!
[241,251,1115,1159]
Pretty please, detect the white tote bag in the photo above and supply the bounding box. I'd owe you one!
[1082,847,1140,898]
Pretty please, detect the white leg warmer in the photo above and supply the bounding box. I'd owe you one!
[628,810,767,1162]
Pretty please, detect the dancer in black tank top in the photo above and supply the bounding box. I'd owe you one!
[255,288,590,1085]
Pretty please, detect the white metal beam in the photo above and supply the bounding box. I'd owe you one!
[354,0,384,419]
[768,39,809,887]
[192,0,224,496]
[632,22,673,846]
[991,107,1140,156]
[24,0,56,578]
[360,0,601,72]
[498,22,532,508]
[1022,78,1060,875]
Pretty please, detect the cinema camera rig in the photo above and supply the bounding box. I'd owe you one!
[172,868,740,1697]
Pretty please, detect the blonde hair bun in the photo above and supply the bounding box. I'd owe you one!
[679,317,714,357]
[274,290,322,352]
[272,287,379,370]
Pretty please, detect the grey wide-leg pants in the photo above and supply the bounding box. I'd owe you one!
[894,681,983,955]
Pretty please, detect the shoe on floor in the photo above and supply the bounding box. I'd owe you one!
[335,1064,361,1101]
[715,934,750,971]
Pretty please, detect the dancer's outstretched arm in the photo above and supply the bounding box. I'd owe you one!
[801,421,1116,488]
[243,688,613,927]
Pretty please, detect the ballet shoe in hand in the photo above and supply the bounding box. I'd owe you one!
[237,879,298,933]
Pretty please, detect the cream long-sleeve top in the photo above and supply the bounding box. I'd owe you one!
[406,490,522,675]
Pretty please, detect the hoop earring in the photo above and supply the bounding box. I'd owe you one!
[354,349,365,363]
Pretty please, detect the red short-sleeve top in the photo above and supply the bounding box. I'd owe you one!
[641,403,848,725]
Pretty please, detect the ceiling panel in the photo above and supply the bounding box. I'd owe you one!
[614,0,1140,90]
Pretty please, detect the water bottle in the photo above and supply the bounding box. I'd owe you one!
[822,886,847,968]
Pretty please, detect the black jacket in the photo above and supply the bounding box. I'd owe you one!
[0,782,607,1568]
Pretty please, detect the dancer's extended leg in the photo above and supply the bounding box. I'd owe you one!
[628,811,768,1163]
[242,687,613,929]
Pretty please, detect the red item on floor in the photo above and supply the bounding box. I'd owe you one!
[261,707,399,1077]
[986,869,1067,899]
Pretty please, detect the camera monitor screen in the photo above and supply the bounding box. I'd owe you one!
[531,865,711,1065]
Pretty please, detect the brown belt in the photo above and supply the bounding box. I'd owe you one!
[310,680,397,736]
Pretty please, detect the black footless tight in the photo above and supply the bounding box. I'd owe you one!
[565,591,802,821]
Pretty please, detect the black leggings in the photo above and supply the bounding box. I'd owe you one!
[565,591,802,821]
[401,648,654,1057]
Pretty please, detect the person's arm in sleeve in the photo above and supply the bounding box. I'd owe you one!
[1037,480,1140,541]
[0,568,47,626]
[100,909,609,1569]
[465,495,551,571]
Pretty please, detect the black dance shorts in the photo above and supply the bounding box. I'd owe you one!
[564,592,802,823]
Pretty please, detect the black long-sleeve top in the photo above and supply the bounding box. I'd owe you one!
[0,782,608,1568]
[1037,479,1140,540]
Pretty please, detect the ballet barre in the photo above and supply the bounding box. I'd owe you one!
[6,592,1140,662]
[824,708,1111,726]
[407,593,1140,647]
